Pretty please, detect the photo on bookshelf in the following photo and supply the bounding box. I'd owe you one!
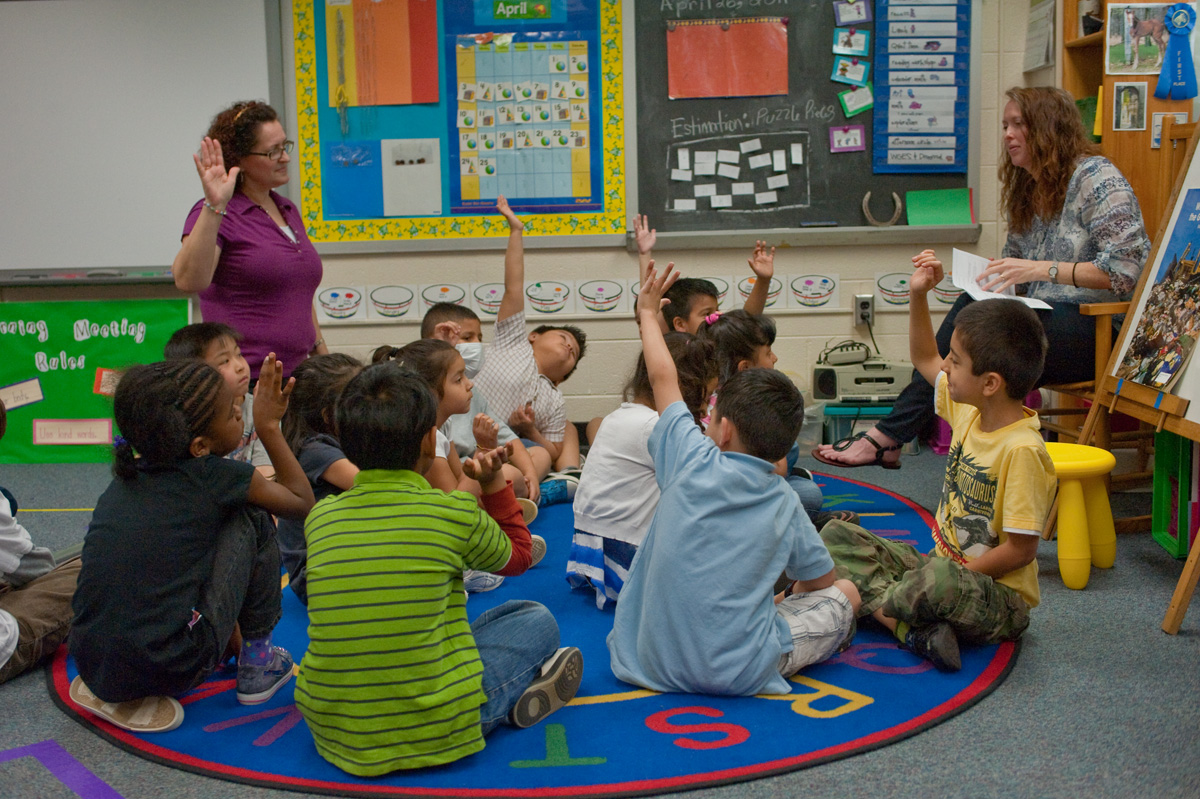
[1106,3,1172,75]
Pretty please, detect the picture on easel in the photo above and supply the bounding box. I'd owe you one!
[1114,189,1200,391]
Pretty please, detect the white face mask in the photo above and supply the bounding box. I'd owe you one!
[456,342,485,379]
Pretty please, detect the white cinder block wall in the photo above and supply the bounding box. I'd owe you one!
[3,1,1046,426]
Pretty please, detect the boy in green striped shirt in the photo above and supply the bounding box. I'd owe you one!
[295,363,582,775]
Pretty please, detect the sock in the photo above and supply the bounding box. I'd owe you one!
[893,620,910,644]
[240,635,273,666]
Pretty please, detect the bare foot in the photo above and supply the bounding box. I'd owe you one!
[813,428,901,467]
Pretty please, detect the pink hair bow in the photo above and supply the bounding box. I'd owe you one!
[704,311,722,325]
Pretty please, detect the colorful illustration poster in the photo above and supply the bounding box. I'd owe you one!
[0,300,190,464]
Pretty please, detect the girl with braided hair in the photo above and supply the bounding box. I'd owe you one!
[69,355,314,733]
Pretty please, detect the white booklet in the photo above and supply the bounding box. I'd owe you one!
[951,249,1052,310]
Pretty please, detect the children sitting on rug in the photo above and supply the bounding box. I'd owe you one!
[275,353,364,604]
[0,399,82,685]
[606,264,860,696]
[567,332,716,609]
[420,301,543,504]
[698,309,852,530]
[70,355,313,732]
[820,250,1056,672]
[164,322,274,477]
[295,362,581,775]
[472,196,586,501]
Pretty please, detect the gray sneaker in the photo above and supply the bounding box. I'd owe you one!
[530,534,547,567]
[464,569,505,593]
[236,646,294,705]
[509,646,583,728]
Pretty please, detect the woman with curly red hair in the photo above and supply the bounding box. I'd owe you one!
[816,86,1149,469]
[172,101,327,379]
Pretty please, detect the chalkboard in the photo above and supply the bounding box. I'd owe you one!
[633,0,973,234]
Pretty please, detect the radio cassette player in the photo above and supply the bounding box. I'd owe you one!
[812,359,910,403]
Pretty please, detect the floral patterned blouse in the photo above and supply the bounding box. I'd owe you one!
[1004,155,1149,303]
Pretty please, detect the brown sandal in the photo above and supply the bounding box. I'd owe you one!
[811,432,901,470]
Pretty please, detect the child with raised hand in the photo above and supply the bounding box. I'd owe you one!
[276,353,364,604]
[820,250,1055,672]
[164,322,273,476]
[567,330,716,609]
[70,354,314,733]
[295,362,582,775]
[607,265,859,696]
[698,309,846,527]
[474,196,587,490]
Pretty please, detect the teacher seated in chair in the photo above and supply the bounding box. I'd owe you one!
[172,100,327,378]
[815,86,1149,470]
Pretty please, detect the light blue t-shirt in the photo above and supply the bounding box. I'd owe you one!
[607,401,835,696]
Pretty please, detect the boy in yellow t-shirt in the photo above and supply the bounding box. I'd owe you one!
[820,250,1056,671]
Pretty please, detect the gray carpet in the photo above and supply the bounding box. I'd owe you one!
[2,450,1198,799]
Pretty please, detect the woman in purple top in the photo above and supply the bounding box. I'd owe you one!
[173,101,328,378]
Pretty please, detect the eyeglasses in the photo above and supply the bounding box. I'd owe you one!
[247,140,294,161]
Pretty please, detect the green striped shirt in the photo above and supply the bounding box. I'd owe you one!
[295,469,513,775]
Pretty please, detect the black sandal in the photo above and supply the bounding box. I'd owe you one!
[811,432,901,470]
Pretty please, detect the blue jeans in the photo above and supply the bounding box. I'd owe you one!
[472,600,560,734]
[785,443,824,520]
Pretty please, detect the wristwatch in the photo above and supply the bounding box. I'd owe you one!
[1048,262,1059,284]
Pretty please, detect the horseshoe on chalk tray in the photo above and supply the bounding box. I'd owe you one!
[862,191,903,227]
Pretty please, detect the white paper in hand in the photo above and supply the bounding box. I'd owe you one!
[951,249,1052,310]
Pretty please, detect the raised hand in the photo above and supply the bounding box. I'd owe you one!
[748,240,776,279]
[252,353,293,431]
[637,260,681,318]
[909,249,944,295]
[473,413,500,451]
[634,214,657,255]
[432,320,462,345]
[497,195,524,232]
[193,136,239,211]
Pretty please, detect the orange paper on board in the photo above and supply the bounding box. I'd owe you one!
[666,18,788,99]
[328,0,439,108]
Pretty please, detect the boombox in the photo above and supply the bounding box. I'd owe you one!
[812,359,911,403]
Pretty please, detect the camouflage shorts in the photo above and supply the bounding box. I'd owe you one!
[819,520,1029,644]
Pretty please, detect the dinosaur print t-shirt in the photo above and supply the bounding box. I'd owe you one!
[931,373,1056,608]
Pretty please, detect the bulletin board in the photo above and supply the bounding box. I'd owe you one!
[632,0,977,236]
[288,0,626,247]
[0,301,190,465]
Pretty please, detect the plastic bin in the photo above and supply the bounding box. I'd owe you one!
[822,403,894,446]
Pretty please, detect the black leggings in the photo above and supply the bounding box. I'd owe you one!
[874,293,1101,445]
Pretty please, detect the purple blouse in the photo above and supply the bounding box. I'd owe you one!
[182,191,323,377]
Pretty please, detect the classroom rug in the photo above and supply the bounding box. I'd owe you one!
[47,472,1020,798]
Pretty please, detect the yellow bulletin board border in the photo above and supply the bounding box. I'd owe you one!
[289,1,625,245]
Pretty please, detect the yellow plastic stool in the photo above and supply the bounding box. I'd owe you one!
[1045,442,1117,590]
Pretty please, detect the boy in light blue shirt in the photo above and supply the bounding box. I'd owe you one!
[608,264,861,696]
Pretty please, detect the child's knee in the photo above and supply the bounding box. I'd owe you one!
[502,463,527,497]
[833,578,862,614]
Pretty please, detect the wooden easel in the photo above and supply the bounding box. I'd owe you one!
[1078,120,1200,634]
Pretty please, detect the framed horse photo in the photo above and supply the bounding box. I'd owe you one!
[1106,3,1173,75]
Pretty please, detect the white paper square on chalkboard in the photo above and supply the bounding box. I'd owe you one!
[718,163,741,179]
[711,195,733,208]
[740,138,763,153]
[748,153,773,169]
[672,169,692,181]
[695,162,717,176]
[833,0,873,27]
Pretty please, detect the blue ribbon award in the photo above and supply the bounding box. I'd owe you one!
[1155,4,1198,100]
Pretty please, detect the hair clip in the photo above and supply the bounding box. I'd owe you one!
[705,311,722,325]
[112,435,127,449]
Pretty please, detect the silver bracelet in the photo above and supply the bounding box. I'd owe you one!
[203,201,227,217]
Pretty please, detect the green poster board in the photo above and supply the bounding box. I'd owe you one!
[0,300,190,464]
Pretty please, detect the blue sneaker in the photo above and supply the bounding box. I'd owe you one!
[236,646,293,705]
[539,472,579,507]
[464,569,505,593]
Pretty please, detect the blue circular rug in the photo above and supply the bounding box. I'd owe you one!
[49,472,1018,797]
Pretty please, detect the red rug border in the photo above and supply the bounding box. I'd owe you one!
[46,472,1019,799]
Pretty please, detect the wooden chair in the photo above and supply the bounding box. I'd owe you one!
[1037,119,1200,538]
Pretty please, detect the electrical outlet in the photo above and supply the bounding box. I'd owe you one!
[855,293,875,327]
